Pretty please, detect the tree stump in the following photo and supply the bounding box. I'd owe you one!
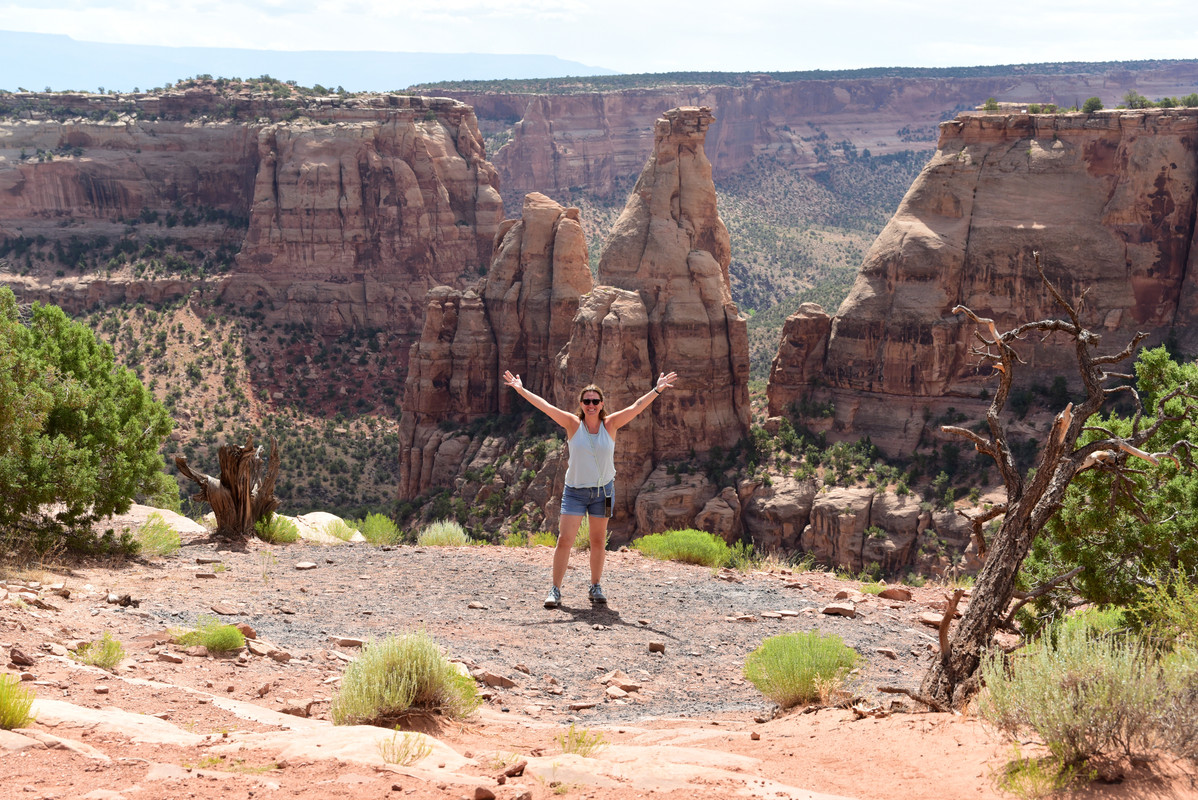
[175,436,280,539]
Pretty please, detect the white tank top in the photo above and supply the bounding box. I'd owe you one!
[564,422,616,488]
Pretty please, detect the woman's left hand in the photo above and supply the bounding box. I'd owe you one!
[655,371,677,393]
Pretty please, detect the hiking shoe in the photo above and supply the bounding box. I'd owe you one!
[588,583,607,605]
[544,586,562,609]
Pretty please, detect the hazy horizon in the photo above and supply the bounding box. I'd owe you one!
[3,0,1198,90]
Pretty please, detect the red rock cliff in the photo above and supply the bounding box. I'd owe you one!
[768,108,1198,454]
[0,90,503,389]
[444,64,1198,201]
[397,193,592,499]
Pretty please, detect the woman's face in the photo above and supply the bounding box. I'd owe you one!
[581,392,603,416]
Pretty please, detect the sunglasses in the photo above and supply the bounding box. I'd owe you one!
[581,398,603,406]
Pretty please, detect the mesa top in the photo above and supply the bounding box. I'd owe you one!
[563,423,616,488]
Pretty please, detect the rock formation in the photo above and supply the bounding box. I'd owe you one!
[397,193,591,500]
[399,108,750,544]
[769,108,1198,455]
[593,106,751,462]
[440,64,1198,202]
[0,91,502,399]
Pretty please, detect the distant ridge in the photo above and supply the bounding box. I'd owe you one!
[0,30,615,93]
[411,59,1198,93]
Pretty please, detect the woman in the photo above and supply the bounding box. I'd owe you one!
[502,369,677,608]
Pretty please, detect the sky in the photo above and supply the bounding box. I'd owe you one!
[2,0,1197,75]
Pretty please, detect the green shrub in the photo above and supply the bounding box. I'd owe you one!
[530,530,557,547]
[0,288,174,549]
[73,632,126,671]
[417,520,469,546]
[330,631,479,726]
[0,673,35,729]
[135,513,181,556]
[743,631,858,708]
[377,728,433,765]
[979,620,1158,764]
[555,724,607,756]
[993,745,1092,800]
[502,529,528,547]
[632,529,730,567]
[726,540,759,572]
[171,615,246,653]
[255,513,299,544]
[358,513,400,545]
[323,519,357,542]
[1130,571,1198,649]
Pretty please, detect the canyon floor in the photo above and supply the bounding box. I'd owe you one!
[3,510,1196,800]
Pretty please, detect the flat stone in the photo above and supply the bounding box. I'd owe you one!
[0,729,46,753]
[295,562,318,571]
[568,701,597,711]
[879,587,913,601]
[876,647,899,659]
[760,611,782,619]
[196,557,222,565]
[605,686,628,699]
[195,573,217,580]
[474,670,516,688]
[648,642,666,653]
[158,652,184,664]
[329,636,364,648]
[821,602,857,618]
[778,610,799,617]
[467,602,488,610]
[210,604,239,616]
[919,611,946,628]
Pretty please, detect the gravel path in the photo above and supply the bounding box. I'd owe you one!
[140,538,939,725]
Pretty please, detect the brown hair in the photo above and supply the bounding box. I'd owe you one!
[575,384,607,421]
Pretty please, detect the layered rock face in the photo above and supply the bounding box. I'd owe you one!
[0,92,502,387]
[768,108,1198,454]
[399,108,750,543]
[595,107,751,462]
[445,64,1198,201]
[397,194,591,499]
[221,99,503,340]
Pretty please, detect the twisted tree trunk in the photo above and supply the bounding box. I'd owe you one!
[175,436,280,539]
[918,254,1194,707]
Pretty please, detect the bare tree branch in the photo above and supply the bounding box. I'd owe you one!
[1005,566,1085,626]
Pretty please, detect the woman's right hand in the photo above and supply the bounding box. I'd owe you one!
[502,370,522,391]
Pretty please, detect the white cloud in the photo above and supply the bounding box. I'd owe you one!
[0,0,1196,71]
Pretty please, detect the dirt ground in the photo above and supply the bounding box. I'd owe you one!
[3,512,1197,800]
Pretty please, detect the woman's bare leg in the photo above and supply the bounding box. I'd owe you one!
[553,514,583,588]
[587,514,608,584]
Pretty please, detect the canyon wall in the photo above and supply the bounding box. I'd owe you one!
[397,193,591,500]
[399,108,751,543]
[0,89,502,386]
[768,108,1198,454]
[442,63,1198,202]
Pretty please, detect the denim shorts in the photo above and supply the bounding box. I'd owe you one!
[560,481,614,518]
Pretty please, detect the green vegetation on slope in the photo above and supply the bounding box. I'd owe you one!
[409,59,1198,94]
[0,287,175,552]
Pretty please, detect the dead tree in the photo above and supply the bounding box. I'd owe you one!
[175,436,280,539]
[919,254,1195,708]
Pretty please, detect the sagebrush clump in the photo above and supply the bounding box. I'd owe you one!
[171,615,246,653]
[980,615,1198,765]
[416,520,469,547]
[632,528,730,567]
[330,631,479,726]
[0,673,34,729]
[255,513,299,544]
[743,631,858,708]
[73,632,126,671]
